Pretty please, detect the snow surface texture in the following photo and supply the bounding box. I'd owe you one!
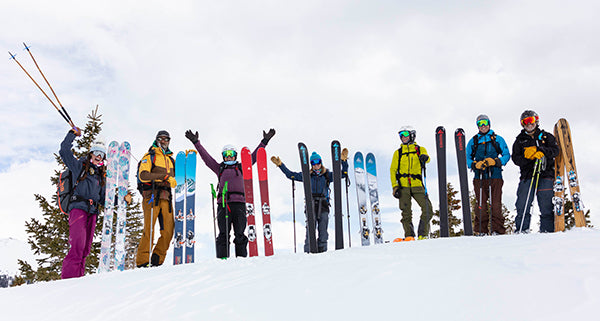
[1,229,599,320]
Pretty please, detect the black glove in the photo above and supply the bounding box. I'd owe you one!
[419,154,429,164]
[261,128,276,145]
[185,130,199,144]
[393,187,401,199]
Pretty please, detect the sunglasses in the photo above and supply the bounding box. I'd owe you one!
[477,119,490,127]
[399,131,410,138]
[222,150,237,158]
[521,116,538,126]
[310,159,322,166]
[91,150,105,159]
[157,136,170,142]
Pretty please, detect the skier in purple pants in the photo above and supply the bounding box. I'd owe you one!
[59,127,107,279]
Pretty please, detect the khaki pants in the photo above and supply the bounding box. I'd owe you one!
[136,198,174,266]
[399,186,433,238]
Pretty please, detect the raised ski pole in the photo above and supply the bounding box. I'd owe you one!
[292,180,297,253]
[222,181,229,258]
[210,184,218,252]
[345,176,352,247]
[519,159,541,233]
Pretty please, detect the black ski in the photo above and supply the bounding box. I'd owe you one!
[454,128,473,236]
[436,126,449,237]
[298,142,318,253]
[331,140,344,250]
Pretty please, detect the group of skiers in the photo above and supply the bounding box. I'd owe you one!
[58,109,559,278]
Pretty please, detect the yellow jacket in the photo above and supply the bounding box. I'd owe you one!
[390,143,430,189]
[139,145,175,199]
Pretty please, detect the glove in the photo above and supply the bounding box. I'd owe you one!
[124,192,133,205]
[393,187,401,199]
[524,146,537,159]
[185,130,199,144]
[483,157,496,167]
[341,148,349,161]
[419,154,429,164]
[262,128,276,145]
[164,175,177,188]
[70,127,82,137]
[474,160,486,170]
[271,156,282,167]
[532,151,545,160]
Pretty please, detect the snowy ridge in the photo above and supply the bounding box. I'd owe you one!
[1,229,599,320]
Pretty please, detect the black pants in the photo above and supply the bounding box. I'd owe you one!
[216,202,248,258]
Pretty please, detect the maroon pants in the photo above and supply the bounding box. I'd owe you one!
[61,208,97,279]
[473,178,506,235]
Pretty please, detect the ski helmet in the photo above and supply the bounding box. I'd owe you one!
[398,126,416,144]
[222,144,238,159]
[476,114,490,127]
[520,110,539,127]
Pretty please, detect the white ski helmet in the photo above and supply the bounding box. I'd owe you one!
[222,144,238,158]
[398,126,416,144]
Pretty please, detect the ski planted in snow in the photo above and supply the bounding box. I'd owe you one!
[98,141,120,273]
[298,142,318,253]
[454,128,473,236]
[354,152,370,246]
[113,142,131,271]
[257,147,274,256]
[241,147,259,257]
[365,152,383,244]
[436,126,449,237]
[185,150,197,263]
[553,122,566,232]
[331,140,344,250]
[173,151,186,265]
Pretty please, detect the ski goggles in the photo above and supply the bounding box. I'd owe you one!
[157,136,170,142]
[476,119,490,127]
[222,150,237,158]
[399,131,410,138]
[521,116,538,126]
[91,150,106,159]
[310,159,322,166]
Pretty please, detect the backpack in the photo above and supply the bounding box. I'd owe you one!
[136,149,175,194]
[57,167,85,215]
[395,145,423,184]
[471,133,503,160]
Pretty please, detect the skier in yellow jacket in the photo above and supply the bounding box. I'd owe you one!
[390,126,434,241]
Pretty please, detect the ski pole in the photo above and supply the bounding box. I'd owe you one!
[210,184,218,253]
[8,49,74,128]
[518,159,541,233]
[478,175,483,236]
[345,176,352,248]
[487,167,492,235]
[222,181,229,258]
[292,180,297,254]
[421,159,431,237]
[148,182,155,266]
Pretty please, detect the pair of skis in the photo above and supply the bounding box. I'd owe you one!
[98,141,131,273]
[353,152,383,246]
[436,127,474,237]
[173,151,197,265]
[553,118,586,231]
[297,141,346,253]
[242,147,274,257]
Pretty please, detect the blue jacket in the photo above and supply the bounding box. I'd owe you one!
[59,131,106,215]
[466,129,510,180]
[278,161,348,203]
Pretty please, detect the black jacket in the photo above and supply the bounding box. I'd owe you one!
[511,127,559,180]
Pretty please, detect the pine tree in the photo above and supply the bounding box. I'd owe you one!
[124,193,144,270]
[431,182,462,237]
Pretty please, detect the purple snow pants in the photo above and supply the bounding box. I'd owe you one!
[61,208,97,279]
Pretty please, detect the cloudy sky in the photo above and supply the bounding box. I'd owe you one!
[1,1,598,257]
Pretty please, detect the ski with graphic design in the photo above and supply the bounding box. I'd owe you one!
[454,128,473,236]
[298,142,318,253]
[365,153,383,244]
[555,118,586,227]
[436,126,449,237]
[98,141,119,273]
[331,140,344,250]
[257,147,274,256]
[553,123,566,232]
[113,142,131,271]
[241,147,259,257]
[185,150,197,263]
[354,152,370,246]
[173,151,186,265]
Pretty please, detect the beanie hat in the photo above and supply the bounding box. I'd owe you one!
[156,130,170,139]
[89,136,107,155]
[310,152,322,163]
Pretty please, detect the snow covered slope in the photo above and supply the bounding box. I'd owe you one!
[1,229,599,321]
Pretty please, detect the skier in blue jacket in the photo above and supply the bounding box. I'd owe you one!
[271,150,348,253]
[466,115,511,235]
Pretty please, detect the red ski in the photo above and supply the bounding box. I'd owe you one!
[241,147,259,257]
[257,148,274,256]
